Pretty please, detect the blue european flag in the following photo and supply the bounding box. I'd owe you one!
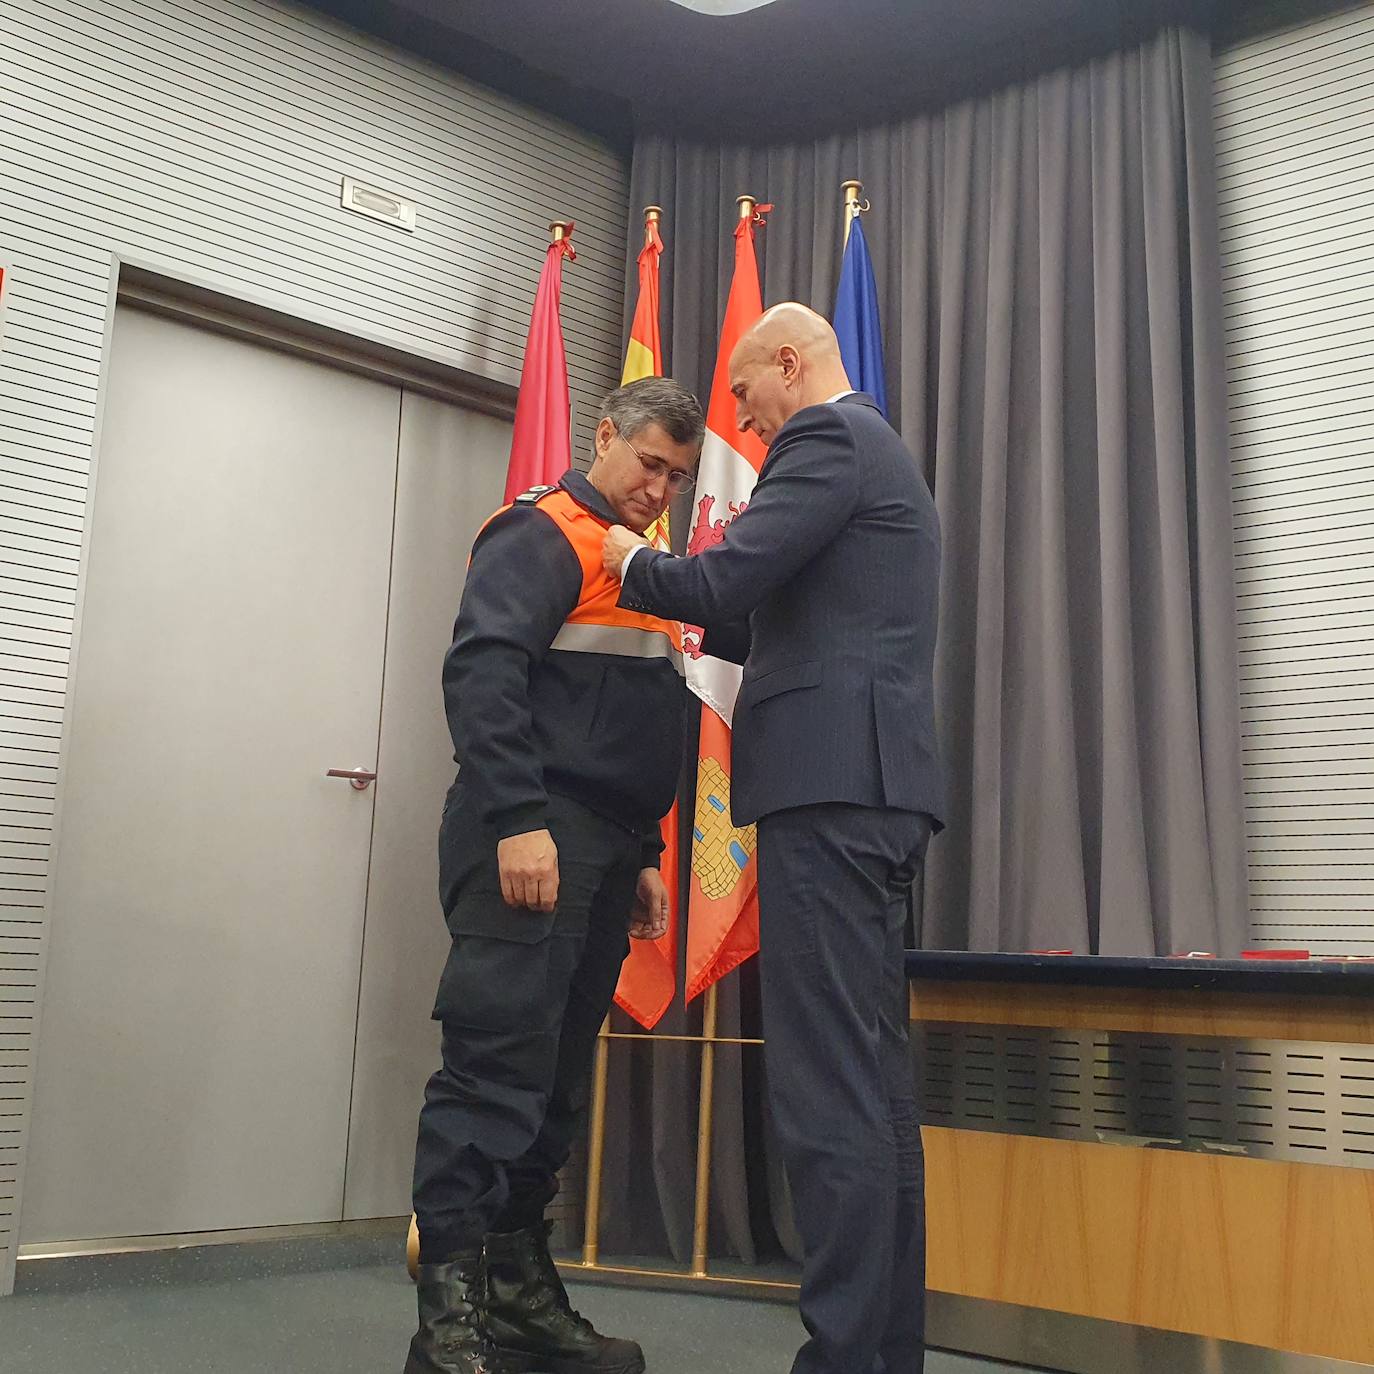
[833,216,888,418]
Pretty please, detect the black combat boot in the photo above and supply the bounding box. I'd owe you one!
[485,1222,645,1374]
[404,1253,508,1374]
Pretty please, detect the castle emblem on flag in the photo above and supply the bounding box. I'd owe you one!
[691,757,758,899]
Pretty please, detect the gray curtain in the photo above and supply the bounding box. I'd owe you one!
[596,20,1248,1267]
[627,22,1248,958]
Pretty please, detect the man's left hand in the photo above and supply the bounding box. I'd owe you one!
[629,867,670,941]
[603,525,649,580]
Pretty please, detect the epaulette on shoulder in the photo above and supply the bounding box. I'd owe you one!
[514,484,560,506]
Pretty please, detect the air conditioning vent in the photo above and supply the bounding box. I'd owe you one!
[340,177,416,232]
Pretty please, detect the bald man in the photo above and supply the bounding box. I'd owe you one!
[604,304,946,1374]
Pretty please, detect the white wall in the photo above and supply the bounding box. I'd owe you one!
[1216,0,1374,955]
[0,0,629,1291]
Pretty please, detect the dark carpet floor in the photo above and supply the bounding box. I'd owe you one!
[3,1233,1030,1374]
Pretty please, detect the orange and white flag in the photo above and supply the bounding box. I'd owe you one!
[612,208,678,1030]
[683,198,770,1002]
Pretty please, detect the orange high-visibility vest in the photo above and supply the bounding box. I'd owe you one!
[487,486,683,671]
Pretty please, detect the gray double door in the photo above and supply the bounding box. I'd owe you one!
[21,305,510,1243]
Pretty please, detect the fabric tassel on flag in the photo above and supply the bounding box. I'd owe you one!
[683,199,771,1003]
[504,223,576,502]
[612,209,678,1030]
[833,207,888,417]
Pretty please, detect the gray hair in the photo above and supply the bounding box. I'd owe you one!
[598,376,705,454]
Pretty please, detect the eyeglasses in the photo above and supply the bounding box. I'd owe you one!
[614,427,696,495]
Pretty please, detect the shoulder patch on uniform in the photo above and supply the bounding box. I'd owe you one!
[514,484,559,505]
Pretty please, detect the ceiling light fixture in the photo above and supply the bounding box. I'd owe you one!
[665,0,787,13]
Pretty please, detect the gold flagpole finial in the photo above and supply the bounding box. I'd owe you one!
[549,220,573,245]
[643,205,663,247]
[736,194,758,220]
[841,180,869,243]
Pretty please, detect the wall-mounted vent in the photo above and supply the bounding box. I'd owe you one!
[340,177,416,232]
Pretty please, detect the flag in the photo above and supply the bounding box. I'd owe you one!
[612,212,678,1030]
[505,226,576,502]
[620,217,663,394]
[683,202,771,1003]
[833,213,887,417]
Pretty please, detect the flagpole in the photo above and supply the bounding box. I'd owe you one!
[691,981,720,1275]
[686,190,765,1274]
[582,1013,611,1265]
[550,221,574,454]
[582,202,674,1268]
[841,179,867,244]
[688,193,759,1276]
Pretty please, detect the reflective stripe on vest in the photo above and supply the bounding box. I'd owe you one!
[481,486,683,675]
[549,621,684,671]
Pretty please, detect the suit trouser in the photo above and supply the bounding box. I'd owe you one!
[757,803,933,1374]
[412,782,640,1263]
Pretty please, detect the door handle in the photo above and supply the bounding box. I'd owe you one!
[327,767,377,791]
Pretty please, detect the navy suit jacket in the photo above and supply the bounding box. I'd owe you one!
[619,393,945,829]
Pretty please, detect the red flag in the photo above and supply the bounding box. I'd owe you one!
[683,200,770,1002]
[504,226,576,502]
[613,211,679,1029]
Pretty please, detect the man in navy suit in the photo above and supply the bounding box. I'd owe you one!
[603,303,946,1374]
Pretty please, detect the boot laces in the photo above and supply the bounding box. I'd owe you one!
[438,1300,501,1363]
[526,1235,593,1333]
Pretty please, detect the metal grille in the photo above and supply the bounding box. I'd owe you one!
[915,1021,1374,1168]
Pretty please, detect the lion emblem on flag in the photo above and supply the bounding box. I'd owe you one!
[683,495,748,660]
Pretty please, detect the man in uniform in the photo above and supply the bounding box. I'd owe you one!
[405,377,704,1374]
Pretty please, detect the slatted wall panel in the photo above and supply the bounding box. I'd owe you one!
[0,0,628,1292]
[1215,1,1374,956]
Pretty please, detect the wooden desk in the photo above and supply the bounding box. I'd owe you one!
[908,953,1374,1370]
